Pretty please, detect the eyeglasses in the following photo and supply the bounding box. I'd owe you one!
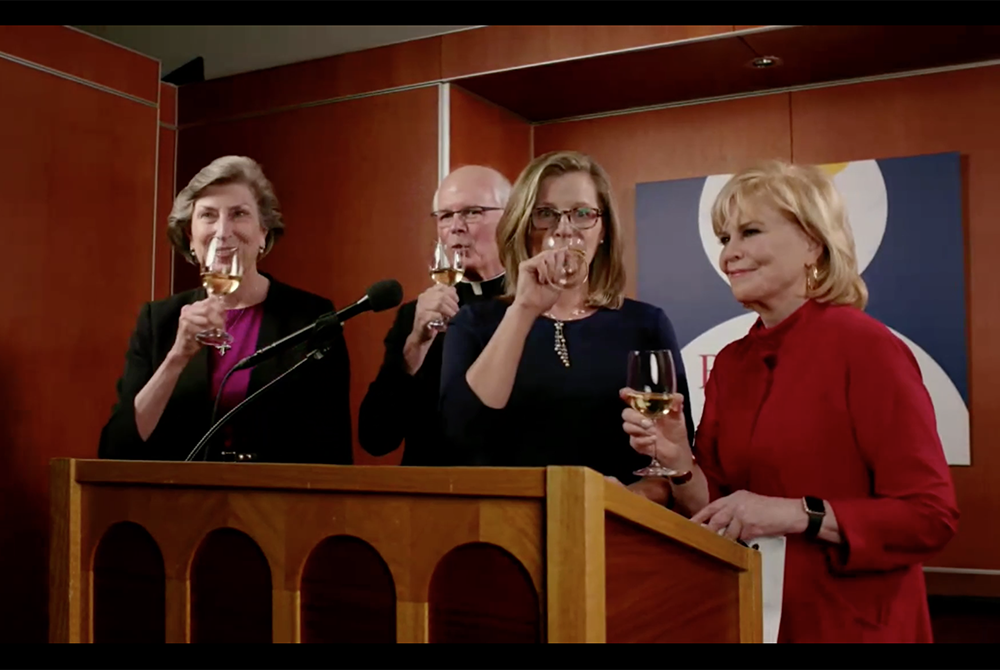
[531,207,603,230]
[431,206,502,226]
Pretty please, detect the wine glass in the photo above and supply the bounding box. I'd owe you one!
[196,236,243,354]
[625,349,679,477]
[543,229,588,289]
[428,239,464,331]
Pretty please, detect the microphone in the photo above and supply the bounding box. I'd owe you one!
[230,279,403,373]
[188,279,404,463]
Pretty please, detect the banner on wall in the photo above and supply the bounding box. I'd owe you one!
[635,153,970,466]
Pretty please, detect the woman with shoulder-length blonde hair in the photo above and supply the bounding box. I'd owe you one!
[620,159,959,642]
[439,151,695,489]
[99,156,352,465]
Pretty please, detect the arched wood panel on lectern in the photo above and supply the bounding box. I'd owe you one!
[301,535,397,643]
[49,459,761,643]
[91,521,165,643]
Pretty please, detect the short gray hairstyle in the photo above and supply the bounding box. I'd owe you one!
[167,156,285,265]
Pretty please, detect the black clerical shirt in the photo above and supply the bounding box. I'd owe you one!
[358,274,506,465]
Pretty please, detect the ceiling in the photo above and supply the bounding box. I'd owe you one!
[72,25,480,81]
[454,25,1000,123]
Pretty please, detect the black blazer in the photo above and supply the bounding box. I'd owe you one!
[98,274,352,465]
[357,274,505,466]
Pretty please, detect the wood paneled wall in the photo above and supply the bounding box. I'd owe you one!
[533,65,1000,578]
[449,84,532,185]
[0,26,171,642]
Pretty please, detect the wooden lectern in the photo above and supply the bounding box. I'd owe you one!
[49,458,761,643]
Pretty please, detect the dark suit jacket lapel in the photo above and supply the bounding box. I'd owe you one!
[248,279,285,397]
[242,275,331,407]
[172,288,212,429]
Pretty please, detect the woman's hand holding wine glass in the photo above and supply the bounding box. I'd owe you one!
[621,350,695,477]
[511,252,562,316]
[170,299,226,360]
[195,236,244,355]
[620,389,694,471]
[543,230,588,290]
[512,229,589,317]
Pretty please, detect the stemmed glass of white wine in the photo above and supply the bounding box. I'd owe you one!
[625,349,679,477]
[428,239,464,331]
[543,228,588,289]
[196,236,243,354]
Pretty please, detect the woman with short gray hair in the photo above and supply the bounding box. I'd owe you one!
[99,156,352,465]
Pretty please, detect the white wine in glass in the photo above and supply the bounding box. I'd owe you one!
[625,390,675,418]
[196,236,243,354]
[626,349,680,477]
[428,239,464,330]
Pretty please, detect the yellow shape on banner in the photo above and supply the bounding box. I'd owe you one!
[819,162,850,177]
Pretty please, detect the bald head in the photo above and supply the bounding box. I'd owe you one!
[432,165,510,281]
[433,165,511,212]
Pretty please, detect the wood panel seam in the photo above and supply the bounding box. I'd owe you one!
[177,81,440,131]
[0,50,158,106]
[152,74,161,302]
[170,118,178,294]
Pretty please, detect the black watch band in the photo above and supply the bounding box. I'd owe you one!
[802,496,825,539]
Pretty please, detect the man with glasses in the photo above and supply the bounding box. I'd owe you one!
[358,165,511,465]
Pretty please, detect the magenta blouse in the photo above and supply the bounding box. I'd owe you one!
[208,304,265,451]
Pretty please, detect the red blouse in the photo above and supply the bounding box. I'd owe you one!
[695,299,959,643]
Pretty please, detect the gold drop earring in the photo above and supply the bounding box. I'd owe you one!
[805,264,820,292]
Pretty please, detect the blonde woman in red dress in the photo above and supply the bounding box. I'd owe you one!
[621,160,959,643]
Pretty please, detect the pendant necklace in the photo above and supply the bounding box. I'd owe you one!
[542,307,591,368]
[217,307,248,356]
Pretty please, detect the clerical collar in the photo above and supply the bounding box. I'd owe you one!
[461,272,505,296]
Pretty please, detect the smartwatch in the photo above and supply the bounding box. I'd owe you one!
[668,470,694,486]
[665,455,697,486]
[802,496,826,539]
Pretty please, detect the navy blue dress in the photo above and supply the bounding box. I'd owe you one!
[439,297,696,484]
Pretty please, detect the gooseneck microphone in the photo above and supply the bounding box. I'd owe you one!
[230,278,404,374]
[184,279,403,463]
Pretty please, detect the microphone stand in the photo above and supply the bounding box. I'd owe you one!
[184,322,342,463]
[209,361,241,435]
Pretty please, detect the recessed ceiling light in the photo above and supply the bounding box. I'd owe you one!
[749,55,782,69]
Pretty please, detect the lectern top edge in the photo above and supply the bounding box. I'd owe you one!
[63,458,553,498]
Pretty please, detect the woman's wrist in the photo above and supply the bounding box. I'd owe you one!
[506,302,543,334]
[656,445,696,477]
[509,298,543,320]
[164,348,193,371]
